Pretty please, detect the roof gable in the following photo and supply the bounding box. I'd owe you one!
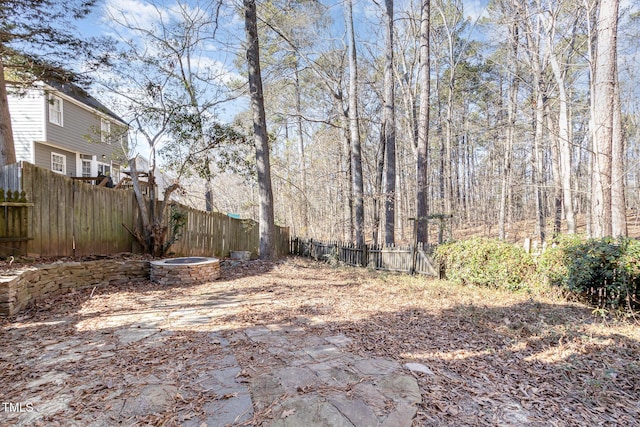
[45,81,126,125]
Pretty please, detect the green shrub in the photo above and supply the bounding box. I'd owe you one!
[538,236,640,312]
[536,234,586,287]
[435,238,535,291]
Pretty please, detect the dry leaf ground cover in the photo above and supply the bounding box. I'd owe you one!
[1,257,639,426]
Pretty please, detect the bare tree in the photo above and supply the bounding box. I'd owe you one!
[591,0,624,237]
[416,0,430,243]
[540,1,577,234]
[245,0,276,258]
[611,63,627,236]
[101,0,242,256]
[521,0,549,242]
[346,0,365,246]
[498,3,519,240]
[383,0,397,245]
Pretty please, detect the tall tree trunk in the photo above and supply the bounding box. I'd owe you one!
[334,95,354,242]
[584,0,598,237]
[374,125,385,244]
[294,65,309,235]
[499,20,518,240]
[548,52,576,234]
[346,0,365,246]
[463,122,472,223]
[383,0,396,245]
[0,57,17,166]
[611,68,627,236]
[433,56,445,213]
[245,0,276,258]
[546,107,563,236]
[591,0,619,237]
[532,82,546,243]
[444,73,454,216]
[520,1,550,240]
[539,5,577,234]
[398,56,419,151]
[416,0,430,243]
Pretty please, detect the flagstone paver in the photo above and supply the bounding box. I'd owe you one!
[2,263,421,426]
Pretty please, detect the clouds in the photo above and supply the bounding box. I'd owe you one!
[464,0,489,22]
[195,56,243,86]
[100,0,242,91]
[103,0,174,30]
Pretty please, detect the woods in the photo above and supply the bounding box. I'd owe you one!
[1,0,638,253]
[236,0,635,245]
[2,4,640,425]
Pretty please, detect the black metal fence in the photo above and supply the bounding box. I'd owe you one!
[290,238,439,276]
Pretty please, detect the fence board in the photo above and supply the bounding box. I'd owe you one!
[77,182,90,253]
[0,197,31,256]
[0,163,22,192]
[38,166,51,255]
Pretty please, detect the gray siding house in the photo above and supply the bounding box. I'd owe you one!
[8,81,127,183]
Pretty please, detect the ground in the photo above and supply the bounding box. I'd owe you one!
[1,257,639,426]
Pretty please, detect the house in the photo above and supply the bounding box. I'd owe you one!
[7,80,127,183]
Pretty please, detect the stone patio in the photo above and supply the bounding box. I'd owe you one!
[1,261,422,426]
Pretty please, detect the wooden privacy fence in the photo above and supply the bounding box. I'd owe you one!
[20,162,137,256]
[168,205,290,259]
[0,162,289,258]
[290,238,439,276]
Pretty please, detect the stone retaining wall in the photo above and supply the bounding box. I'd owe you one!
[0,260,150,316]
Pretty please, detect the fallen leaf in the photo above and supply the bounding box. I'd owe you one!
[281,408,296,419]
[220,393,238,400]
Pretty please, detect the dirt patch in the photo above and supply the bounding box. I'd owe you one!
[1,257,639,426]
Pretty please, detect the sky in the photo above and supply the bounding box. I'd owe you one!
[70,0,639,162]
[76,0,490,114]
[75,0,249,159]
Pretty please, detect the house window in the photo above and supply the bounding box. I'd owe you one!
[111,163,121,185]
[101,118,111,144]
[98,162,111,176]
[49,96,63,126]
[81,159,92,177]
[80,154,93,177]
[51,153,66,174]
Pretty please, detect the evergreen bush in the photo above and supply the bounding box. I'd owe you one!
[536,234,585,287]
[538,236,640,312]
[435,238,535,291]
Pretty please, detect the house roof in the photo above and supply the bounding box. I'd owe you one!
[45,80,126,125]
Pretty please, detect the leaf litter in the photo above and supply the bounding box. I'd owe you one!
[0,257,639,426]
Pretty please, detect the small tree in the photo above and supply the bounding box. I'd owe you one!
[101,0,245,256]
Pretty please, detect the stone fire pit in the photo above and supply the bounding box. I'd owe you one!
[150,257,220,285]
